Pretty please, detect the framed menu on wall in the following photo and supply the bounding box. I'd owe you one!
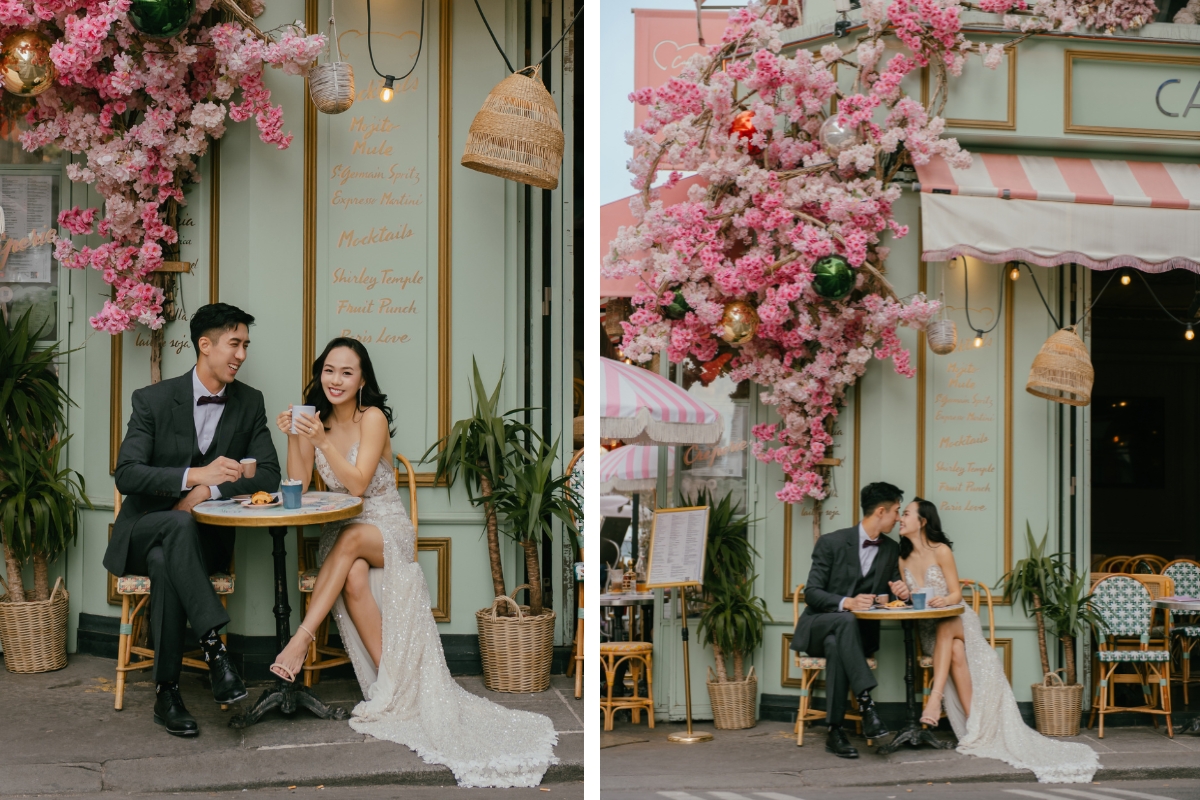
[644,506,710,589]
[314,0,443,475]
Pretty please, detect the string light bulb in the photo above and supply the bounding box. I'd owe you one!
[973,331,984,348]
[1187,324,1195,341]
[1120,271,1132,286]
[379,75,395,103]
[1009,265,1020,281]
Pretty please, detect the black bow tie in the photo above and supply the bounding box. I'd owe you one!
[197,395,227,406]
[862,538,881,549]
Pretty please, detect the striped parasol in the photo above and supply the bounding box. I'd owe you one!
[599,445,675,494]
[600,357,722,445]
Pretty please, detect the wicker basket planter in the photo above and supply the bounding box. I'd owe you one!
[308,9,355,115]
[461,67,564,190]
[0,576,69,674]
[927,319,958,355]
[1031,671,1083,736]
[476,584,555,693]
[707,665,757,730]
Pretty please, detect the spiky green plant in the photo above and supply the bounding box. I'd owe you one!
[1041,566,1104,686]
[997,524,1057,678]
[490,435,580,616]
[422,359,534,599]
[695,490,770,682]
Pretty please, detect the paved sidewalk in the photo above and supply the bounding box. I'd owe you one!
[600,718,1200,791]
[0,654,583,794]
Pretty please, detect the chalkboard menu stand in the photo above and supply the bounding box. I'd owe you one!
[644,506,711,743]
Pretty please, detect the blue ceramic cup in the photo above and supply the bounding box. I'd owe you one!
[911,590,927,610]
[280,480,302,510]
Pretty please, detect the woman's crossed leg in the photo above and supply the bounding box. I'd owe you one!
[923,616,972,725]
[272,523,384,681]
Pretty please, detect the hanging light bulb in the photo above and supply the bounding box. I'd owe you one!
[973,331,984,348]
[1187,324,1195,341]
[1009,265,1020,281]
[1120,271,1132,286]
[379,75,396,103]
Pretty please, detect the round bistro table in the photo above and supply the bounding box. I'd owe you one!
[600,591,655,642]
[1154,597,1200,735]
[193,491,363,728]
[852,603,965,754]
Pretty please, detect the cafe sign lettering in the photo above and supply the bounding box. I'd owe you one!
[1065,50,1200,140]
[0,227,56,275]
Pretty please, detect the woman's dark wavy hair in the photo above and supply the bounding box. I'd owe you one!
[899,497,953,559]
[304,338,395,436]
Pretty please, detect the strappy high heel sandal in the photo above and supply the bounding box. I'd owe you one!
[920,689,943,727]
[269,623,316,683]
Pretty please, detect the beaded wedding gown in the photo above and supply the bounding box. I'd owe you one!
[315,444,559,787]
[905,563,1099,784]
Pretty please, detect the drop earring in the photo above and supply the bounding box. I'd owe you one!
[358,385,363,408]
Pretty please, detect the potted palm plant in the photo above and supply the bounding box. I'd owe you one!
[0,310,89,673]
[998,523,1097,735]
[483,435,580,692]
[424,359,533,602]
[697,491,770,729]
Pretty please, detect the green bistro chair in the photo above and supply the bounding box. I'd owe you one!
[1163,560,1200,707]
[1087,575,1173,738]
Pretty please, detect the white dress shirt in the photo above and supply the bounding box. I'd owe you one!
[181,368,226,499]
[838,524,881,611]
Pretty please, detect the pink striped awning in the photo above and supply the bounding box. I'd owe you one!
[600,357,723,445]
[916,154,1200,272]
[600,445,675,494]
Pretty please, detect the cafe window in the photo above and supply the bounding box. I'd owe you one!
[1092,396,1166,489]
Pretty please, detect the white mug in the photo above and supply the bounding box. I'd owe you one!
[291,405,317,435]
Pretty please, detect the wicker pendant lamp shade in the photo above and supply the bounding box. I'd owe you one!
[461,67,564,190]
[1026,326,1094,407]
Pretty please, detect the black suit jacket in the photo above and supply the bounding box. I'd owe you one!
[791,525,901,656]
[103,372,281,576]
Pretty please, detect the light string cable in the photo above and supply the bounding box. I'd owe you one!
[1134,268,1199,334]
[474,0,584,74]
[1012,262,1118,331]
[366,0,425,98]
[962,256,1006,343]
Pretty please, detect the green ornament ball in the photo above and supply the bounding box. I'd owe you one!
[811,255,855,300]
[663,292,692,320]
[128,0,196,38]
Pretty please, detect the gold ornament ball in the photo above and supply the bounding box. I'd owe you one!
[719,300,759,345]
[1,31,56,97]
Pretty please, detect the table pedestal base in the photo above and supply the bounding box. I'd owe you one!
[230,680,349,728]
[1180,717,1200,736]
[876,723,953,754]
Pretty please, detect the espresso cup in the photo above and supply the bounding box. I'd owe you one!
[280,480,303,509]
[240,458,256,478]
[291,405,317,435]
[911,590,927,610]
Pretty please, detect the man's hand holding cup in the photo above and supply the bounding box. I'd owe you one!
[187,456,242,487]
[844,593,876,612]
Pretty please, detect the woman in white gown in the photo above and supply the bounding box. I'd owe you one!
[897,498,1098,784]
[270,338,558,788]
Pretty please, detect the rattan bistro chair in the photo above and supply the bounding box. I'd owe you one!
[297,454,419,687]
[1087,575,1173,738]
[1162,560,1200,706]
[918,579,997,715]
[790,585,877,746]
[112,491,237,711]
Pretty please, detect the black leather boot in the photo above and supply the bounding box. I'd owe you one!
[825,725,859,758]
[207,651,248,704]
[859,702,891,740]
[153,684,199,737]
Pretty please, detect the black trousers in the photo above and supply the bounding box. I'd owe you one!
[126,510,234,683]
[804,612,878,726]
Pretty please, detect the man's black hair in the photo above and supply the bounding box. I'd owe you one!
[860,481,904,516]
[190,303,255,353]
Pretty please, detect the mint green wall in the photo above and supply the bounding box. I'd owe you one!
[653,26,1197,720]
[52,0,576,646]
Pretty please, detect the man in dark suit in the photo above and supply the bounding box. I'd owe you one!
[105,303,280,736]
[791,482,912,758]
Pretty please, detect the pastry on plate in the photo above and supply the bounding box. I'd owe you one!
[251,491,273,505]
